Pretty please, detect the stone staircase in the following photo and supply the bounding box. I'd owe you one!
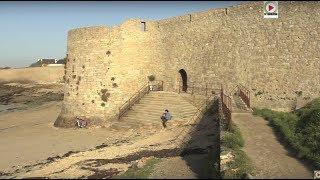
[232,95,251,113]
[110,91,203,130]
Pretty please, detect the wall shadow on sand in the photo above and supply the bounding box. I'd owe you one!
[179,98,221,178]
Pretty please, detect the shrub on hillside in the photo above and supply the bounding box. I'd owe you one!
[0,67,11,69]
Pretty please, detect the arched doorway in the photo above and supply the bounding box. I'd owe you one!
[179,69,188,92]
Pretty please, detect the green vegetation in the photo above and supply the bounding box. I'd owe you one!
[295,91,303,97]
[221,123,254,179]
[113,157,161,179]
[0,66,11,69]
[253,98,320,169]
[147,75,155,82]
[29,57,66,67]
[223,149,254,179]
[221,124,244,149]
[254,90,263,97]
[113,83,118,88]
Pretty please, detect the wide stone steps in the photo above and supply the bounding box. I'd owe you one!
[134,101,193,107]
[124,110,196,117]
[110,91,203,130]
[130,105,197,113]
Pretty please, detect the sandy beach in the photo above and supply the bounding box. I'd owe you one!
[0,81,219,178]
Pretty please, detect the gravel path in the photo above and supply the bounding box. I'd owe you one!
[232,111,313,179]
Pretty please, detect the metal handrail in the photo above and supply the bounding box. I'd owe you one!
[237,84,250,108]
[178,84,219,96]
[230,84,251,108]
[221,85,233,131]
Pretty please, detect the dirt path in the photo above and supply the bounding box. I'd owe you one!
[232,111,313,179]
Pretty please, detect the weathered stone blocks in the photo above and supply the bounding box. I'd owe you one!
[54,1,320,128]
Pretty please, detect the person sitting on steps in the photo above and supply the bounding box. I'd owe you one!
[76,117,87,128]
[160,109,172,128]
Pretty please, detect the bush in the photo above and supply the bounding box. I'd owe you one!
[221,122,253,179]
[223,149,254,179]
[0,67,11,69]
[148,75,155,82]
[222,124,244,149]
[114,158,161,179]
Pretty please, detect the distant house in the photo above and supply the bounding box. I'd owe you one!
[38,59,57,66]
[29,58,65,67]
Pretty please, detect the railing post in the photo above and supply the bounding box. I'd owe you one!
[128,98,131,109]
[118,107,120,119]
[248,91,250,108]
[205,84,208,97]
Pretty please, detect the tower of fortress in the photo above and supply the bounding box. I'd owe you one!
[54,1,320,128]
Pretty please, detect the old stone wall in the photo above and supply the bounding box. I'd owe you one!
[155,1,320,110]
[225,1,320,110]
[55,1,320,127]
[56,20,165,127]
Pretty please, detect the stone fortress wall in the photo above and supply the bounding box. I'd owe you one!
[55,1,320,127]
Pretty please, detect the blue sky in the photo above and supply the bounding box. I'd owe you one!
[0,1,247,68]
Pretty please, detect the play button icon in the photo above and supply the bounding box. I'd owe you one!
[264,1,278,18]
[266,2,276,13]
[268,4,274,11]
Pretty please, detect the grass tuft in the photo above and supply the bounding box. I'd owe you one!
[113,157,161,179]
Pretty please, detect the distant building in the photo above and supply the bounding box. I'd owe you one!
[37,58,57,66]
[30,58,65,67]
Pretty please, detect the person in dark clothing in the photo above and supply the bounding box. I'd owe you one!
[160,109,172,128]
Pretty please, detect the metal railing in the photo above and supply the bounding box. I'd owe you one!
[221,85,232,131]
[237,84,250,108]
[178,83,218,97]
[178,83,220,109]
[231,84,250,108]
[149,81,164,91]
[118,81,164,120]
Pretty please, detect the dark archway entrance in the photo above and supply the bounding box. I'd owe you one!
[179,69,188,92]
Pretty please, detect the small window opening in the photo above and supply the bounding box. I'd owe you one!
[141,22,146,31]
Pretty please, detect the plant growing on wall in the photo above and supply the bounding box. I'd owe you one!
[76,76,81,85]
[148,75,155,82]
[295,91,303,97]
[100,89,110,102]
[255,91,263,97]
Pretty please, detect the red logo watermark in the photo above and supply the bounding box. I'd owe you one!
[315,170,320,179]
